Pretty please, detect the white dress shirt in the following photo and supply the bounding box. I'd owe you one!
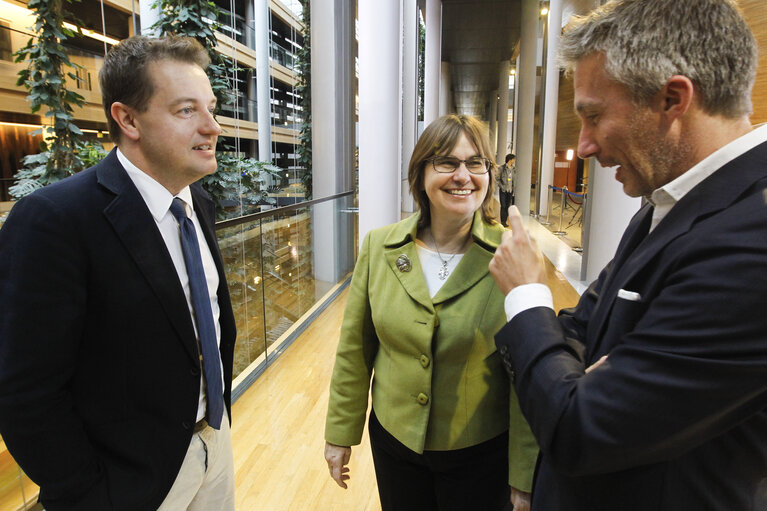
[505,123,767,322]
[117,148,222,422]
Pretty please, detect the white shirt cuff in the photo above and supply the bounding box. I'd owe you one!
[504,283,554,322]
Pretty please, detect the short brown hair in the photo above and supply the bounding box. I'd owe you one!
[408,114,497,229]
[99,35,210,142]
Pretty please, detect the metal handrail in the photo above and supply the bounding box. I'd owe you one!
[215,190,355,230]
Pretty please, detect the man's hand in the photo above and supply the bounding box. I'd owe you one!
[511,487,531,511]
[490,206,547,294]
[324,442,352,489]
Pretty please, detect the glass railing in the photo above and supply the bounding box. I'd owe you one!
[271,104,303,130]
[270,41,296,70]
[215,191,357,396]
[219,95,257,123]
[217,8,252,47]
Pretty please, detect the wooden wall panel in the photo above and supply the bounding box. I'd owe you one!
[741,0,767,125]
[555,72,579,153]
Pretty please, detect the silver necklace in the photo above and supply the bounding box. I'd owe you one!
[430,231,458,280]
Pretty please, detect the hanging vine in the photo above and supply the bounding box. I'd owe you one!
[11,0,89,198]
[295,0,312,199]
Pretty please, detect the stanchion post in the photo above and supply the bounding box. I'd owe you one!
[540,185,553,226]
[573,190,585,252]
[553,185,567,235]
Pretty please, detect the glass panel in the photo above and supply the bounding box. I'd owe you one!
[217,221,267,379]
[217,8,249,46]
[261,207,307,349]
[215,195,357,377]
[270,41,296,70]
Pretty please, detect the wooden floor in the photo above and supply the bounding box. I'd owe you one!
[231,255,580,510]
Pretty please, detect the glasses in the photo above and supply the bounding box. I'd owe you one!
[426,156,490,174]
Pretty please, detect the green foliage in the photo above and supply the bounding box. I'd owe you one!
[295,0,312,199]
[10,138,107,199]
[152,0,235,109]
[12,0,88,196]
[202,154,281,220]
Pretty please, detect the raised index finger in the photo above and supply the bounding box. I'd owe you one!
[507,206,526,239]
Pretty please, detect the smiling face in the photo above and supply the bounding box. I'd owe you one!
[574,53,678,197]
[129,59,221,193]
[422,132,490,225]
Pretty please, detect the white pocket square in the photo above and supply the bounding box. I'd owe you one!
[617,289,642,301]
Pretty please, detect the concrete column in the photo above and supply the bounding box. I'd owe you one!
[139,1,160,36]
[489,90,498,151]
[245,1,256,50]
[254,0,272,162]
[402,0,420,213]
[512,56,520,155]
[580,159,642,282]
[359,0,401,243]
[424,0,441,125]
[248,70,257,123]
[439,61,450,116]
[496,60,510,164]
[538,0,562,215]
[311,0,356,288]
[514,0,538,216]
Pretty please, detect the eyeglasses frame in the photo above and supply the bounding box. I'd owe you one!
[424,156,492,175]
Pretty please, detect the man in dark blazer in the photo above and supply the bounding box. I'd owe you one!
[489,0,767,509]
[0,36,236,510]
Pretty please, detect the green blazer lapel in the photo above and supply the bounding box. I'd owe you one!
[432,212,502,304]
[383,213,434,312]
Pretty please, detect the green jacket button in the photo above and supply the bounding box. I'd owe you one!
[417,393,429,405]
[420,355,430,368]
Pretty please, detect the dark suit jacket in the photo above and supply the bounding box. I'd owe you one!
[496,140,767,510]
[0,150,236,510]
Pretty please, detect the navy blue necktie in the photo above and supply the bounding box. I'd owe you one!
[169,198,224,430]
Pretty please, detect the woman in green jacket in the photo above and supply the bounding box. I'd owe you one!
[324,114,538,511]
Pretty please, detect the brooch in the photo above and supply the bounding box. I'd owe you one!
[395,254,411,272]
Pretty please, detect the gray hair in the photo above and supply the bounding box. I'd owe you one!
[559,0,757,118]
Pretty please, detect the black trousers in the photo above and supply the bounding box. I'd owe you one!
[499,190,514,226]
[369,410,512,511]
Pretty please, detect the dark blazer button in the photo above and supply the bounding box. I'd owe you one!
[182,421,192,430]
[499,345,508,355]
[190,367,200,376]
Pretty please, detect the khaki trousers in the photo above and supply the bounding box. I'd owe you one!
[158,411,235,511]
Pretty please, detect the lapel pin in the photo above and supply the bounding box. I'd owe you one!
[396,254,411,272]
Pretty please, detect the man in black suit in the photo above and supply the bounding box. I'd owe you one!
[0,36,237,510]
[489,0,767,509]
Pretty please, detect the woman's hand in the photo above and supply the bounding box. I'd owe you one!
[510,486,531,511]
[324,441,352,489]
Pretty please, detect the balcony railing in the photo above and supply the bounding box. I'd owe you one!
[271,104,303,130]
[216,191,358,395]
[270,41,296,70]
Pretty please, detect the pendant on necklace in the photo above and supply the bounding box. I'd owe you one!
[438,262,449,280]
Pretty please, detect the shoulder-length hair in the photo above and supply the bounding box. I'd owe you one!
[408,114,497,229]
